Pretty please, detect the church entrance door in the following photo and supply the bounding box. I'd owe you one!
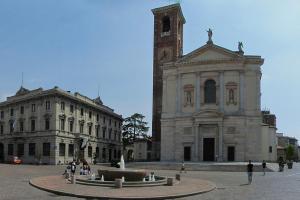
[227,146,235,161]
[184,146,191,161]
[203,138,215,161]
[0,143,4,163]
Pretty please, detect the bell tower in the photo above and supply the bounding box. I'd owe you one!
[151,4,185,160]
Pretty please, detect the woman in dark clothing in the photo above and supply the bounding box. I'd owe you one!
[247,160,254,184]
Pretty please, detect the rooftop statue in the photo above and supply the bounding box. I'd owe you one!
[238,42,244,53]
[206,28,213,44]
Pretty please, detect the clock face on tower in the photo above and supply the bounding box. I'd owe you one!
[158,47,172,62]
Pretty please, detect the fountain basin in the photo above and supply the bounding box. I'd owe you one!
[98,169,148,181]
[76,175,168,187]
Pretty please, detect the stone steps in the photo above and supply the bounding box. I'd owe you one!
[125,162,275,172]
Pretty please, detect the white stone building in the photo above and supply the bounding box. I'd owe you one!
[152,4,277,162]
[0,86,122,164]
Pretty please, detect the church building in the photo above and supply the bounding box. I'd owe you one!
[151,4,277,162]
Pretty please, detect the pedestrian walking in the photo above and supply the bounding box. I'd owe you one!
[70,160,76,175]
[247,160,254,184]
[180,161,186,173]
[262,160,266,176]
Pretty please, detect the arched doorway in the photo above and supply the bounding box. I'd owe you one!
[0,143,4,162]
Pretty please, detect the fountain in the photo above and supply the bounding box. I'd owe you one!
[75,155,167,187]
[97,155,148,181]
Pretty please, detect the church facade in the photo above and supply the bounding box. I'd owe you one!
[152,4,277,162]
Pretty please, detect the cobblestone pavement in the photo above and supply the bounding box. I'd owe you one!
[1,163,300,200]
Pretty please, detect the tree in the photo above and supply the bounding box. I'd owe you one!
[122,113,149,148]
[285,145,295,161]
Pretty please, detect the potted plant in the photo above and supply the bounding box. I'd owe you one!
[285,145,295,169]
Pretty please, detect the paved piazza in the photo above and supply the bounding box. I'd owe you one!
[1,163,300,200]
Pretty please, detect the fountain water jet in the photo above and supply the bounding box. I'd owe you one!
[120,155,125,170]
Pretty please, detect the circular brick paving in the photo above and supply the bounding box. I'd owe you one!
[30,175,216,199]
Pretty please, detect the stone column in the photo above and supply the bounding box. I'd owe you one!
[239,71,244,112]
[194,125,199,161]
[257,71,261,111]
[196,72,201,111]
[198,125,203,161]
[218,123,223,161]
[176,74,182,113]
[219,72,224,112]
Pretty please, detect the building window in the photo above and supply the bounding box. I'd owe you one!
[96,125,100,137]
[69,121,73,133]
[95,147,99,160]
[17,144,24,156]
[68,144,74,157]
[269,146,272,153]
[109,119,111,126]
[0,124,3,134]
[45,101,51,110]
[10,108,14,116]
[45,119,50,130]
[43,143,50,156]
[31,120,35,132]
[88,146,92,157]
[10,121,14,133]
[20,106,24,114]
[102,148,106,159]
[109,129,112,140]
[0,111,4,119]
[8,144,13,155]
[31,104,36,112]
[61,102,65,111]
[102,127,106,138]
[97,114,99,121]
[80,123,84,134]
[80,108,84,116]
[114,149,117,159]
[60,119,65,131]
[29,143,35,156]
[204,79,216,103]
[70,105,74,113]
[114,121,117,127]
[162,16,170,33]
[114,131,117,141]
[59,143,65,156]
[88,125,92,135]
[20,121,24,132]
[103,117,106,124]
[118,150,121,159]
[89,111,92,119]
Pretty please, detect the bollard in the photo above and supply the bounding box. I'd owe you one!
[175,174,181,181]
[115,179,123,188]
[71,175,76,184]
[167,177,174,186]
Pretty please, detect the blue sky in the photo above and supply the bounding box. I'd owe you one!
[0,0,299,140]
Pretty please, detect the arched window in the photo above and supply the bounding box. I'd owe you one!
[204,80,216,103]
[162,16,170,33]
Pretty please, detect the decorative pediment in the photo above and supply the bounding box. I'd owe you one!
[193,109,223,118]
[177,44,243,64]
